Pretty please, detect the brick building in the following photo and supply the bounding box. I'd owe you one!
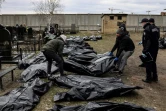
[101,14,128,34]
[161,12,166,16]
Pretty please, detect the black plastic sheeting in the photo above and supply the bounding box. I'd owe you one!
[66,37,85,45]
[0,78,51,111]
[18,52,46,69]
[49,102,155,111]
[20,62,58,82]
[67,48,97,65]
[159,37,166,49]
[53,75,142,101]
[64,55,115,76]
[63,45,95,57]
[63,37,93,56]
[68,51,110,65]
[63,46,76,56]
[83,35,102,41]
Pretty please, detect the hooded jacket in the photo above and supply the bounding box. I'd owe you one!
[116,35,135,57]
[151,24,160,39]
[142,23,159,53]
[0,24,5,29]
[111,34,135,57]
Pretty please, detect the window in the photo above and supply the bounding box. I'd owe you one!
[110,16,114,20]
[118,16,122,20]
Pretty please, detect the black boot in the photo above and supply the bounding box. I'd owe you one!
[112,68,119,73]
[152,78,158,82]
[142,79,151,83]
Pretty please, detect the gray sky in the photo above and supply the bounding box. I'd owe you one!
[1,0,166,14]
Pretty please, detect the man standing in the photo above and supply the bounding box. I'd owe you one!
[141,18,159,83]
[42,34,67,78]
[149,18,160,39]
[109,28,135,75]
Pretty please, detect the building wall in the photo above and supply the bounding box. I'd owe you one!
[126,15,166,31]
[0,14,102,31]
[126,15,165,27]
[161,12,166,16]
[102,14,127,34]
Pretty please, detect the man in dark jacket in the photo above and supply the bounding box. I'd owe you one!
[42,34,67,77]
[0,24,5,29]
[110,28,135,74]
[149,18,160,39]
[110,24,130,61]
[141,18,159,83]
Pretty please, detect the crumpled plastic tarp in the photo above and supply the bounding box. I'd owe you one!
[67,48,97,65]
[49,102,155,111]
[64,55,115,76]
[20,62,58,82]
[63,37,93,56]
[0,78,51,111]
[64,45,95,56]
[53,75,142,101]
[83,35,102,41]
[159,37,166,49]
[63,46,76,56]
[18,52,46,69]
[68,51,111,65]
[66,37,84,45]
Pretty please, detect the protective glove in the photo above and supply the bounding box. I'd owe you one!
[138,41,142,45]
[114,57,118,61]
[109,52,113,56]
[142,53,147,58]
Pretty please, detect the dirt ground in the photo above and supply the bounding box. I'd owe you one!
[0,32,166,111]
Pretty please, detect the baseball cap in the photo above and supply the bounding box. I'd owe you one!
[140,18,148,23]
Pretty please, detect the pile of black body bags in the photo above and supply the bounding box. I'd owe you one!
[0,78,51,111]
[0,37,156,111]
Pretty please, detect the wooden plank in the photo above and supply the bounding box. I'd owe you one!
[0,66,17,78]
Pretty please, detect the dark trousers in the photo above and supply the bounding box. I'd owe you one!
[145,51,158,81]
[42,50,64,75]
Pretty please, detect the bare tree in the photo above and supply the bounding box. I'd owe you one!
[32,0,62,31]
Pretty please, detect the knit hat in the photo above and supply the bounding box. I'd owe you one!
[60,34,67,42]
[116,28,125,35]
